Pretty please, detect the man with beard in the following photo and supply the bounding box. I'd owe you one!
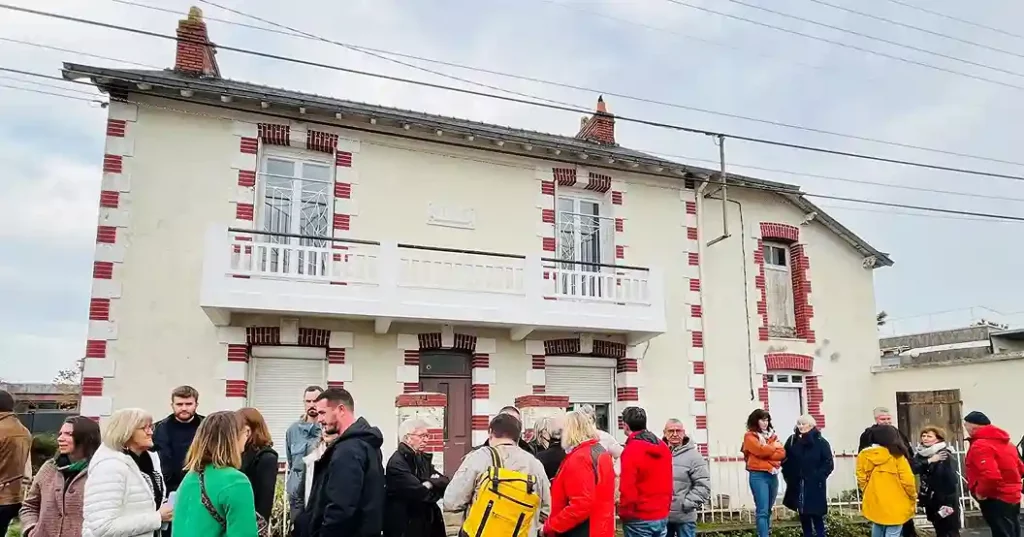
[152,385,204,493]
[286,385,323,525]
[300,388,385,537]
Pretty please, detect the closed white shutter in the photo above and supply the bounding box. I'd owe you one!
[545,365,615,403]
[249,356,327,459]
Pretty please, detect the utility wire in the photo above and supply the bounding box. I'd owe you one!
[0,37,163,69]
[816,203,1017,222]
[878,0,1024,42]
[0,73,104,96]
[707,0,1024,80]
[99,0,1018,169]
[6,63,1015,205]
[0,83,105,103]
[6,4,1024,184]
[6,68,1024,225]
[660,0,1024,93]
[802,0,1024,60]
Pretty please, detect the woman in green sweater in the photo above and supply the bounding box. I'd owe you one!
[172,411,260,537]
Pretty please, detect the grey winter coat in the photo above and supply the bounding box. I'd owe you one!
[667,437,712,523]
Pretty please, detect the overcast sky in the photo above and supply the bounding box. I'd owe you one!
[2,0,1023,381]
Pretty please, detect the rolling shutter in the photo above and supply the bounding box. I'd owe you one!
[248,356,326,459]
[545,365,615,403]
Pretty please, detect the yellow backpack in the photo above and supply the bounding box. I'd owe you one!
[460,446,541,537]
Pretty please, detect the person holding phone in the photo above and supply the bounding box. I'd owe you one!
[913,426,959,537]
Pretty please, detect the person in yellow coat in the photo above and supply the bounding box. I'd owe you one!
[857,425,918,537]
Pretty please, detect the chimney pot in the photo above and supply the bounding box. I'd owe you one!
[575,96,616,146]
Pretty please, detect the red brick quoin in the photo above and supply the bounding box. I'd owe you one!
[515,395,569,408]
[757,222,815,343]
[395,393,448,407]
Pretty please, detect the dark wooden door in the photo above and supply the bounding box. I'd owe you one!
[421,376,471,477]
[896,389,964,443]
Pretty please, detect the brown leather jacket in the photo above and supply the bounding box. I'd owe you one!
[19,459,88,537]
[0,412,31,506]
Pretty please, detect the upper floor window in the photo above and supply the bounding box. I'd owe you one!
[763,241,797,337]
[557,193,611,270]
[259,150,334,244]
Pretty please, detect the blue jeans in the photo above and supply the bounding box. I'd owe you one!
[871,523,903,537]
[748,471,779,537]
[667,521,696,537]
[623,519,669,537]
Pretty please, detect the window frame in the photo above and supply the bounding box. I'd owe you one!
[256,146,336,241]
[556,190,613,268]
[762,240,797,336]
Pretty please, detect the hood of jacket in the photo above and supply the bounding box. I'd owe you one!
[628,430,668,460]
[860,445,901,469]
[666,436,696,456]
[970,424,1011,443]
[337,417,384,449]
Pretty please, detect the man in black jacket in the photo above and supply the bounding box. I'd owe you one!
[301,388,385,537]
[383,418,449,537]
[152,385,204,493]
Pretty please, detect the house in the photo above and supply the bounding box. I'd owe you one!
[62,7,892,477]
[874,324,1024,444]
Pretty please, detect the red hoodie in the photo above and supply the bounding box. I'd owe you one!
[965,424,1024,505]
[618,430,673,521]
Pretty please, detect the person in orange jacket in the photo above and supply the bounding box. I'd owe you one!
[741,409,786,537]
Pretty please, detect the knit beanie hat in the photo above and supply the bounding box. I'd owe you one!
[964,411,991,426]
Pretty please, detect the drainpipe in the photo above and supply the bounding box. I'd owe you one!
[704,191,757,403]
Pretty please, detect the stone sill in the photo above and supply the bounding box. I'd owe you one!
[871,351,1024,373]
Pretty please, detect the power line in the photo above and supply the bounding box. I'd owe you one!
[6,71,1024,225]
[660,0,1024,93]
[0,83,104,103]
[802,0,1024,60]
[815,203,1019,222]
[0,37,162,69]
[709,0,1024,80]
[0,73,103,96]
[649,150,1024,203]
[10,59,1020,207]
[6,4,1024,184]
[101,0,1017,169]
[878,0,1024,42]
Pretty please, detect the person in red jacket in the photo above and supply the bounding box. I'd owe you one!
[543,411,615,537]
[618,407,673,537]
[963,411,1024,537]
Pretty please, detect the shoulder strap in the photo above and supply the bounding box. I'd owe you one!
[199,470,227,530]
[486,446,502,469]
[589,443,607,483]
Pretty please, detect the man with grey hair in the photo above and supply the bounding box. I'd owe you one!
[384,418,449,537]
[663,419,710,537]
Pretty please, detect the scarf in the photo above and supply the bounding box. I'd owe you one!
[915,442,947,458]
[757,430,774,445]
[55,454,89,473]
[124,449,164,509]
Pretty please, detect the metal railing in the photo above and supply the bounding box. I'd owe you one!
[694,443,977,526]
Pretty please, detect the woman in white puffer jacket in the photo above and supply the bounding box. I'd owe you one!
[83,408,174,537]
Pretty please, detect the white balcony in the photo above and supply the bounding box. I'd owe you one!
[199,227,666,343]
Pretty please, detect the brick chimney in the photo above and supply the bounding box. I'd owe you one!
[575,96,616,145]
[174,7,220,77]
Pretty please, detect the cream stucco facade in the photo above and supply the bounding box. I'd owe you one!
[75,88,888,469]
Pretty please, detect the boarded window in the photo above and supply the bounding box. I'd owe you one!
[763,242,796,335]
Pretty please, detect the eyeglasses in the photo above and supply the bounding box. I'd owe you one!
[138,424,154,432]
[665,429,685,434]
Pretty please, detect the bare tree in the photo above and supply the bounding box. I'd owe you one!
[876,311,888,327]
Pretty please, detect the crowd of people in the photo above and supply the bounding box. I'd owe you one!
[0,386,1022,537]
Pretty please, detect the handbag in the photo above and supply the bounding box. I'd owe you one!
[199,469,270,537]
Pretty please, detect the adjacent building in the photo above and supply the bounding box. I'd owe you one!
[63,7,892,477]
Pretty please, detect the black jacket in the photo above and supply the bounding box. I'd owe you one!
[913,447,960,518]
[300,417,385,537]
[383,443,449,537]
[151,413,204,492]
[241,445,280,520]
[535,440,566,480]
[781,429,834,516]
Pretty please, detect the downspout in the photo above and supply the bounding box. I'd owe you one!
[704,192,757,402]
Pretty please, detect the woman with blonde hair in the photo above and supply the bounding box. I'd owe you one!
[81,408,172,537]
[542,411,616,537]
[171,411,259,537]
[235,408,279,522]
[533,415,566,479]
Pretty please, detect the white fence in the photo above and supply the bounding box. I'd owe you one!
[695,443,976,525]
